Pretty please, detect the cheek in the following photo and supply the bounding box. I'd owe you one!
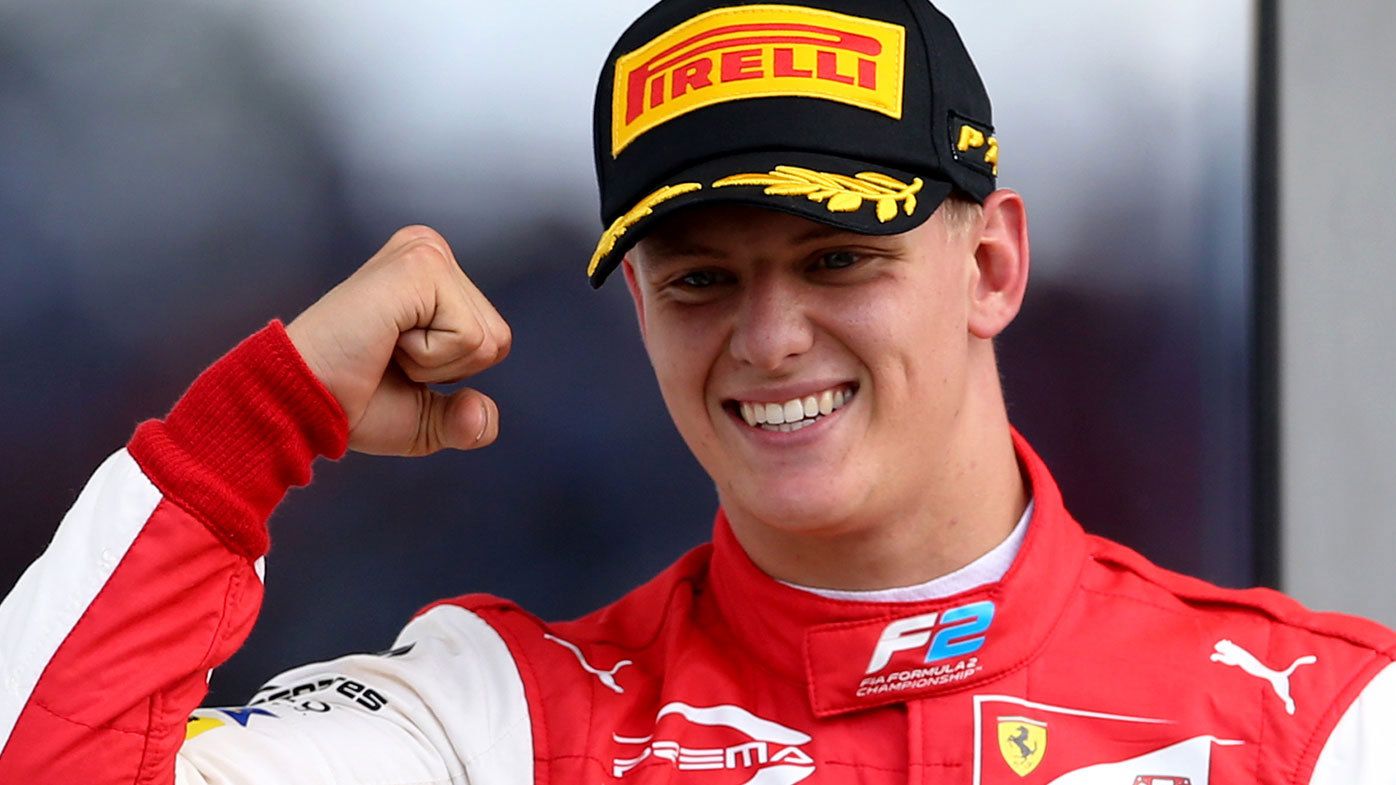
[642,313,732,470]
[644,308,723,409]
[830,283,965,394]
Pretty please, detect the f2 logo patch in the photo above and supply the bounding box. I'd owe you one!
[865,600,996,674]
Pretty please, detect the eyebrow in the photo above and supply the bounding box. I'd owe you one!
[639,236,729,261]
[788,223,865,245]
[644,222,865,260]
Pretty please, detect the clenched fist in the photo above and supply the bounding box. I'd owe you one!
[286,226,511,456]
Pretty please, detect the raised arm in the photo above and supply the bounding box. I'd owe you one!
[0,226,515,784]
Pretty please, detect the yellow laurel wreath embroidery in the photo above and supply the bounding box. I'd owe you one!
[588,182,703,277]
[711,166,923,223]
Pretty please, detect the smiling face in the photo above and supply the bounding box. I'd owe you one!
[624,201,1002,547]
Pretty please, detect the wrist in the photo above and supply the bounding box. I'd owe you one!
[128,321,349,558]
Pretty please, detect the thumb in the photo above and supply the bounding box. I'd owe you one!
[434,386,500,453]
[348,365,500,456]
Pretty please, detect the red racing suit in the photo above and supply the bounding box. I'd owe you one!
[1,322,1394,784]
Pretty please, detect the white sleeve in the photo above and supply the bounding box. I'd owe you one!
[176,604,533,785]
[1309,662,1396,784]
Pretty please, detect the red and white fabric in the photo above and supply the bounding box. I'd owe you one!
[2,322,1393,784]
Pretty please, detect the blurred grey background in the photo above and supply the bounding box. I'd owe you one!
[1278,2,1396,627]
[1,0,1263,704]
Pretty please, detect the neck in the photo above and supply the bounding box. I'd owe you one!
[724,376,1028,592]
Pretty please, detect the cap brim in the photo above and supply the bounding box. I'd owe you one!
[586,151,954,288]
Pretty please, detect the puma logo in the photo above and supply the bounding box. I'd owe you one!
[544,633,633,694]
[1209,639,1316,715]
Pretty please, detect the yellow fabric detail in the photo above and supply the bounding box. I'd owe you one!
[997,717,1047,777]
[185,713,226,740]
[956,125,999,175]
[611,5,906,155]
[588,182,703,277]
[956,125,986,152]
[712,165,922,223]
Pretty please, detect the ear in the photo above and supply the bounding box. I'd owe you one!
[621,256,648,338]
[967,189,1030,340]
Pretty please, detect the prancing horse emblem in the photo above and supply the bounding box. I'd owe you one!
[1210,639,1317,715]
[544,633,633,694]
[996,717,1047,777]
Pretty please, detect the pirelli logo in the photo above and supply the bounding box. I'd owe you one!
[611,4,906,155]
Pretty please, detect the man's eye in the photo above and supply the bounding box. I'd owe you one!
[676,270,720,288]
[818,251,859,270]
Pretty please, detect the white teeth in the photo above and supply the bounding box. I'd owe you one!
[735,385,856,432]
[740,402,756,427]
[782,399,802,423]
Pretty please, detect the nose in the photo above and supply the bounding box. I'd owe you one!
[728,274,814,371]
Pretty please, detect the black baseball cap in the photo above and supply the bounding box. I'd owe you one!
[586,0,998,288]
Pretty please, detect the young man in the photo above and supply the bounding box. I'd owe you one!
[1,1,1392,783]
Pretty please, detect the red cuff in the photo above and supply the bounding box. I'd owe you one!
[128,321,348,559]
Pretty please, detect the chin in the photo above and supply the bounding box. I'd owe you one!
[726,475,865,536]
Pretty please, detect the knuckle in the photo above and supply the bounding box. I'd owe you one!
[387,229,455,278]
[396,240,451,274]
[391,224,447,248]
[467,331,495,359]
[428,329,488,367]
[410,387,433,455]
[482,317,511,360]
[414,387,446,456]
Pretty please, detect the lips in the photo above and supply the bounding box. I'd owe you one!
[730,384,857,432]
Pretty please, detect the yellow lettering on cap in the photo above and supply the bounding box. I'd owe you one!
[955,124,998,175]
[611,5,906,156]
[956,125,985,152]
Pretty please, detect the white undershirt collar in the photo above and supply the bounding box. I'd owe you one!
[783,499,1034,603]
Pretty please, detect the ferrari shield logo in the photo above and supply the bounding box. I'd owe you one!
[997,717,1047,776]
